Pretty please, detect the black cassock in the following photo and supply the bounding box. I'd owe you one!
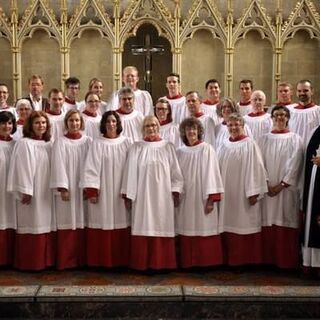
[303,126,320,248]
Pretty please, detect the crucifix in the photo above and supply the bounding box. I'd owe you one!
[131,33,165,93]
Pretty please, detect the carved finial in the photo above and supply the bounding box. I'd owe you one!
[60,0,67,24]
[174,0,181,19]
[114,0,120,19]
[10,0,18,24]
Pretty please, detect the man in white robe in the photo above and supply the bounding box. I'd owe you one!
[185,91,215,147]
[46,88,65,141]
[237,79,254,116]
[161,73,187,124]
[62,77,81,113]
[287,79,320,146]
[108,66,153,116]
[116,87,144,142]
[201,79,221,125]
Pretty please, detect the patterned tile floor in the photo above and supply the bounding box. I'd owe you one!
[0,265,317,287]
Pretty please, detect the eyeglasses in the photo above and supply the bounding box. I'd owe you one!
[87,100,100,103]
[0,91,8,94]
[156,108,168,111]
[144,124,157,128]
[272,112,288,118]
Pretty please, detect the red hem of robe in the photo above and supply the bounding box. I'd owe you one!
[178,235,223,268]
[261,226,299,269]
[222,232,262,266]
[130,236,177,270]
[56,229,86,270]
[0,229,15,266]
[86,228,130,267]
[14,232,56,271]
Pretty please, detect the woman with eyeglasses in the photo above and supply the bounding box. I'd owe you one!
[121,115,183,271]
[258,105,303,268]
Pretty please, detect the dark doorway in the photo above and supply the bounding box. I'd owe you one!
[123,24,172,103]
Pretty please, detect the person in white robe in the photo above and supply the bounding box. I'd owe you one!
[217,113,268,266]
[12,99,32,141]
[0,112,16,266]
[7,111,56,270]
[258,106,304,268]
[62,77,81,113]
[215,98,253,150]
[177,117,224,268]
[115,87,144,142]
[154,98,181,148]
[185,91,215,147]
[288,80,320,146]
[0,83,17,119]
[121,116,183,270]
[50,110,91,269]
[78,78,108,115]
[244,90,272,140]
[45,88,66,141]
[160,73,187,124]
[108,66,152,116]
[201,79,221,125]
[270,81,295,111]
[81,111,132,267]
[82,92,102,139]
[237,79,254,116]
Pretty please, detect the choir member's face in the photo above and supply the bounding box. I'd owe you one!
[120,93,134,113]
[272,108,289,130]
[155,102,169,122]
[221,104,233,121]
[66,84,80,100]
[277,85,292,104]
[18,104,32,120]
[0,120,13,137]
[32,116,47,137]
[239,82,252,102]
[186,93,201,116]
[166,76,180,95]
[49,92,64,113]
[251,92,265,112]
[29,78,43,98]
[67,112,82,133]
[185,125,198,146]
[227,120,244,139]
[206,82,221,100]
[86,94,100,113]
[296,82,313,104]
[123,68,139,89]
[91,81,103,98]
[143,118,159,138]
[0,85,9,105]
[105,114,118,138]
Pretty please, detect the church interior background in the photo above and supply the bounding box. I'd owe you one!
[0,0,320,106]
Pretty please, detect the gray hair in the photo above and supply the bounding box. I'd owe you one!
[15,99,32,111]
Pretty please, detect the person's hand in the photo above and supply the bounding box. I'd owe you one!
[60,190,70,201]
[124,198,132,211]
[248,195,258,206]
[21,194,32,205]
[89,197,98,204]
[311,156,320,167]
[205,199,214,214]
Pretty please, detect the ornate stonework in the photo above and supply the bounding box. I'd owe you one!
[0,0,319,101]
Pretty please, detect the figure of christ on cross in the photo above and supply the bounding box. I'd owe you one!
[131,33,164,94]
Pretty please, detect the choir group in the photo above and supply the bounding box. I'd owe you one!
[0,67,320,277]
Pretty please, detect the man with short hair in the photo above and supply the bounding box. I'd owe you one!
[63,77,81,113]
[276,82,294,108]
[109,66,153,116]
[46,88,65,141]
[161,72,187,124]
[115,87,144,142]
[237,79,253,116]
[186,90,215,147]
[288,80,320,145]
[201,79,221,125]
[24,75,48,111]
[0,83,17,118]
